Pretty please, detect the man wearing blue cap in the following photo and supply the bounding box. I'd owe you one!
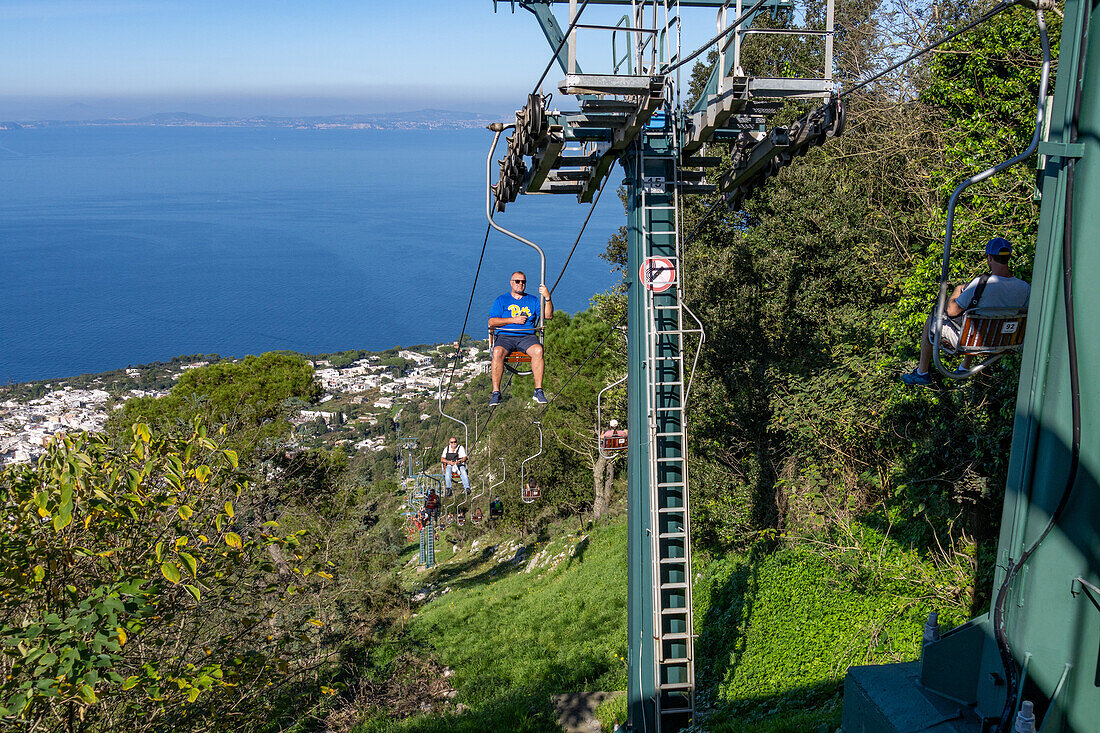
[902,237,1031,386]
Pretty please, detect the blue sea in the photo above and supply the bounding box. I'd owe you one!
[0,126,625,384]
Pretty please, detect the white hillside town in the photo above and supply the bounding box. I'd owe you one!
[1,344,491,466]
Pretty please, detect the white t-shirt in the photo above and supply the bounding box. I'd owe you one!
[441,445,467,462]
[955,275,1030,311]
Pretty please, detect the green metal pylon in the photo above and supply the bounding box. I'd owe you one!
[625,126,696,731]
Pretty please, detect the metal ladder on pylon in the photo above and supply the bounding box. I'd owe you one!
[638,106,703,730]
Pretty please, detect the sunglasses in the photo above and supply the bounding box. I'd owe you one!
[512,279,526,283]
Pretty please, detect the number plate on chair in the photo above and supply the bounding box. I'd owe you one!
[1001,321,1019,334]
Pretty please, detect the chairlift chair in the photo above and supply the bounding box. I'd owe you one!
[520,421,543,504]
[930,9,1050,380]
[486,457,507,520]
[488,327,535,375]
[597,376,628,458]
[522,481,542,503]
[942,307,1028,358]
[438,381,472,507]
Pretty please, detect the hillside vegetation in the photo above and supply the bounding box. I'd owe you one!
[0,1,1052,731]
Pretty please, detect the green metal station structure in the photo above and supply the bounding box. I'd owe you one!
[488,0,1099,730]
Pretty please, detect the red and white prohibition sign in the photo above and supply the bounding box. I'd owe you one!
[640,257,676,293]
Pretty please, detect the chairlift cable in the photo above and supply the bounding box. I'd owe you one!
[683,197,724,245]
[531,0,595,95]
[838,0,1023,100]
[430,223,491,459]
[472,314,626,472]
[660,0,771,76]
[550,176,609,296]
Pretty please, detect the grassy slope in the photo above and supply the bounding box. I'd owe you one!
[357,517,968,732]
[356,521,628,732]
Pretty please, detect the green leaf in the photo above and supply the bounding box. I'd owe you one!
[194,465,211,483]
[184,585,201,602]
[78,684,97,704]
[178,552,197,578]
[178,504,194,521]
[155,541,164,563]
[224,533,242,550]
[160,562,181,584]
[121,676,139,690]
[223,449,239,467]
[32,565,45,583]
[52,504,72,531]
[224,500,234,518]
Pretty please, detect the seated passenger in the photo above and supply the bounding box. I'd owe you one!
[441,437,471,496]
[424,490,441,524]
[601,419,628,450]
[488,271,554,406]
[489,497,504,519]
[473,507,484,524]
[902,237,1030,386]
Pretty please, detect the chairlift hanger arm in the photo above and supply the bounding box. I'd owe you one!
[438,380,470,448]
[485,128,548,329]
[931,7,1051,380]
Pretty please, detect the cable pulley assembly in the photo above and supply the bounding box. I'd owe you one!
[721,98,845,210]
[489,93,550,213]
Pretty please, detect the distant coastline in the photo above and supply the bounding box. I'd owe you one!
[0,108,505,132]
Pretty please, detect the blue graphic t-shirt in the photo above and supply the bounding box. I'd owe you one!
[490,292,540,335]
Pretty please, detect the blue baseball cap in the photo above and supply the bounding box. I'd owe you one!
[986,237,1013,256]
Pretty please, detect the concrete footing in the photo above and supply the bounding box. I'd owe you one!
[843,662,983,733]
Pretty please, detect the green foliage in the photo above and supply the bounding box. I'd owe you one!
[0,422,319,731]
[110,352,321,456]
[691,533,970,731]
[378,357,411,375]
[888,6,1055,348]
[594,694,627,732]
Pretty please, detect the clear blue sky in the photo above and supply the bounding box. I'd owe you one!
[0,1,717,119]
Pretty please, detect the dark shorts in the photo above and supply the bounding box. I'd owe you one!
[494,332,541,354]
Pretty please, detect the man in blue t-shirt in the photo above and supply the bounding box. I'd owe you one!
[488,270,554,405]
[902,237,1031,386]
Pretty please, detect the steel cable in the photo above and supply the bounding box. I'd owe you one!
[839,0,1023,99]
[428,223,491,473]
[531,0,595,95]
[550,175,610,296]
